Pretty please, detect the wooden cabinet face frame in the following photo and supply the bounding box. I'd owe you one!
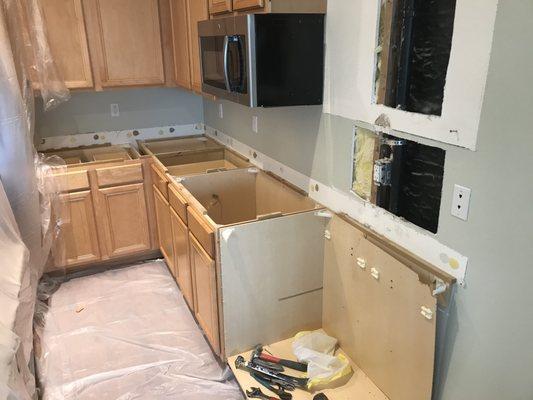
[171,207,194,308]
[153,185,175,270]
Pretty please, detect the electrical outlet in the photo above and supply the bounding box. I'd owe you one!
[252,116,259,133]
[110,103,120,117]
[218,103,224,119]
[451,184,471,221]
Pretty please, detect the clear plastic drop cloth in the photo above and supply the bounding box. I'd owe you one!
[34,261,244,400]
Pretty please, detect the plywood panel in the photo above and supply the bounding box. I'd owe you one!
[218,211,325,356]
[322,215,436,400]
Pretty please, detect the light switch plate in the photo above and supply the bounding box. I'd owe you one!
[451,184,471,221]
[110,103,120,117]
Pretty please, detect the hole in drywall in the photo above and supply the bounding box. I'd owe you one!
[253,152,258,159]
[315,184,320,192]
[373,0,457,116]
[351,125,445,233]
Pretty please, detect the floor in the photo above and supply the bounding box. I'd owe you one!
[34,260,244,400]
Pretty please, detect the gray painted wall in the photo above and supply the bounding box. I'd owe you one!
[203,2,533,399]
[35,87,204,139]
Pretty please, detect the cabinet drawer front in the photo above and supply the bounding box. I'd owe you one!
[55,170,90,192]
[96,164,143,187]
[187,207,215,258]
[168,184,188,223]
[151,164,169,199]
[233,0,264,11]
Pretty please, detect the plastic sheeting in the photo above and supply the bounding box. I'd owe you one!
[0,0,70,398]
[34,261,244,400]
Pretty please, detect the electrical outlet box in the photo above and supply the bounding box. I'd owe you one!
[110,104,120,117]
[218,103,224,119]
[252,116,259,133]
[451,184,471,221]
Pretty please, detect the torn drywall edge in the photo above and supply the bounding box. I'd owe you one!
[37,123,205,151]
[205,125,468,285]
[323,0,499,150]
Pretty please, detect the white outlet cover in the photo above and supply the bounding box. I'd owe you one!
[252,116,259,133]
[451,184,471,221]
[110,103,120,117]
[218,103,224,119]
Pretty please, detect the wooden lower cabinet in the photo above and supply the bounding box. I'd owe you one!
[53,190,100,268]
[153,185,175,271]
[171,207,194,308]
[97,183,151,258]
[189,232,220,355]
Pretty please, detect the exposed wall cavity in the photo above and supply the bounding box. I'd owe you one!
[352,126,445,233]
[375,0,457,116]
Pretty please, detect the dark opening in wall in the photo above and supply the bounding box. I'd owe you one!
[352,127,445,233]
[374,0,457,116]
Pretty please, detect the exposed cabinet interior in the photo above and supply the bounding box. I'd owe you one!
[177,168,320,225]
[39,0,93,89]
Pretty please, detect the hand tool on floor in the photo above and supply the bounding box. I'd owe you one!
[253,358,285,372]
[235,356,309,390]
[252,346,308,372]
[246,387,280,400]
[251,372,293,400]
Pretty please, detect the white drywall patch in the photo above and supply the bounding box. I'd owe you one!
[323,0,499,150]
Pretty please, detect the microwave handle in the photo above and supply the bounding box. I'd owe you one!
[223,35,231,92]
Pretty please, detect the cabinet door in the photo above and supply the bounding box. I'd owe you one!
[171,208,194,308]
[187,0,209,92]
[89,0,165,87]
[98,183,151,258]
[53,190,100,268]
[190,233,220,354]
[209,0,232,14]
[154,186,175,270]
[40,0,93,88]
[233,0,263,11]
[170,0,192,89]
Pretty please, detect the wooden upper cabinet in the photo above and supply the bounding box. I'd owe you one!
[40,0,93,89]
[97,183,151,258]
[170,0,192,89]
[233,0,264,11]
[53,190,100,268]
[188,0,209,92]
[87,0,165,87]
[209,0,232,15]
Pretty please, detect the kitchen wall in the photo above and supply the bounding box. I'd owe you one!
[35,87,204,140]
[203,1,533,399]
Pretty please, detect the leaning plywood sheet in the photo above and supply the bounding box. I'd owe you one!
[219,211,326,356]
[323,216,437,400]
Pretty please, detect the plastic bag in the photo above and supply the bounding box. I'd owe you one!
[292,330,352,390]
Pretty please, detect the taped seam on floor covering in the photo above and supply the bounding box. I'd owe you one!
[34,261,243,400]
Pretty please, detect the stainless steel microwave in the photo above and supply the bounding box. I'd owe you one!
[198,14,325,108]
